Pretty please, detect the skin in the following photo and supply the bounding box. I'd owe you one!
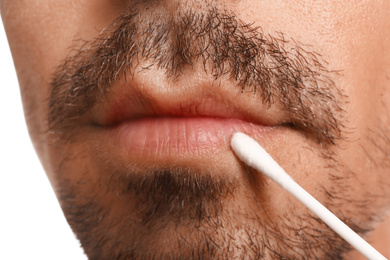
[1,0,390,259]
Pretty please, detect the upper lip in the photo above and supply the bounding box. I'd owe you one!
[91,73,291,128]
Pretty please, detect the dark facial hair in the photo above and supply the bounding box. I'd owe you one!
[46,3,373,260]
[48,5,345,145]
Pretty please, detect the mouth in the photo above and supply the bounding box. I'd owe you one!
[90,77,294,161]
[101,116,289,161]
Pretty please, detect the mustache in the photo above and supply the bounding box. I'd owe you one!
[48,6,345,144]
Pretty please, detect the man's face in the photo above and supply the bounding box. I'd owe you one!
[2,0,390,259]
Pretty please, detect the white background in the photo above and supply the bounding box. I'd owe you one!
[0,18,87,259]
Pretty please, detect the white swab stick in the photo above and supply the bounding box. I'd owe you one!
[230,132,387,260]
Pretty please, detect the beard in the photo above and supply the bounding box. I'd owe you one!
[46,1,390,259]
[53,142,386,260]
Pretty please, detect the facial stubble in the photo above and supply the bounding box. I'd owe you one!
[48,4,389,260]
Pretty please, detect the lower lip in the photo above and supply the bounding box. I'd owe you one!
[101,117,282,160]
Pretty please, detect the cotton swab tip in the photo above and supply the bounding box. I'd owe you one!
[231,132,293,189]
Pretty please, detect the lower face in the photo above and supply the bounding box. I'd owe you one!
[2,0,390,259]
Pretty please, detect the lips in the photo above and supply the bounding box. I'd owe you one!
[90,74,292,160]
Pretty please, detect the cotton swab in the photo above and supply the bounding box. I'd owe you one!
[230,132,387,260]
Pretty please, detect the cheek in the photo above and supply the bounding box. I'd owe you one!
[279,0,390,214]
[1,1,124,158]
[2,2,83,156]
